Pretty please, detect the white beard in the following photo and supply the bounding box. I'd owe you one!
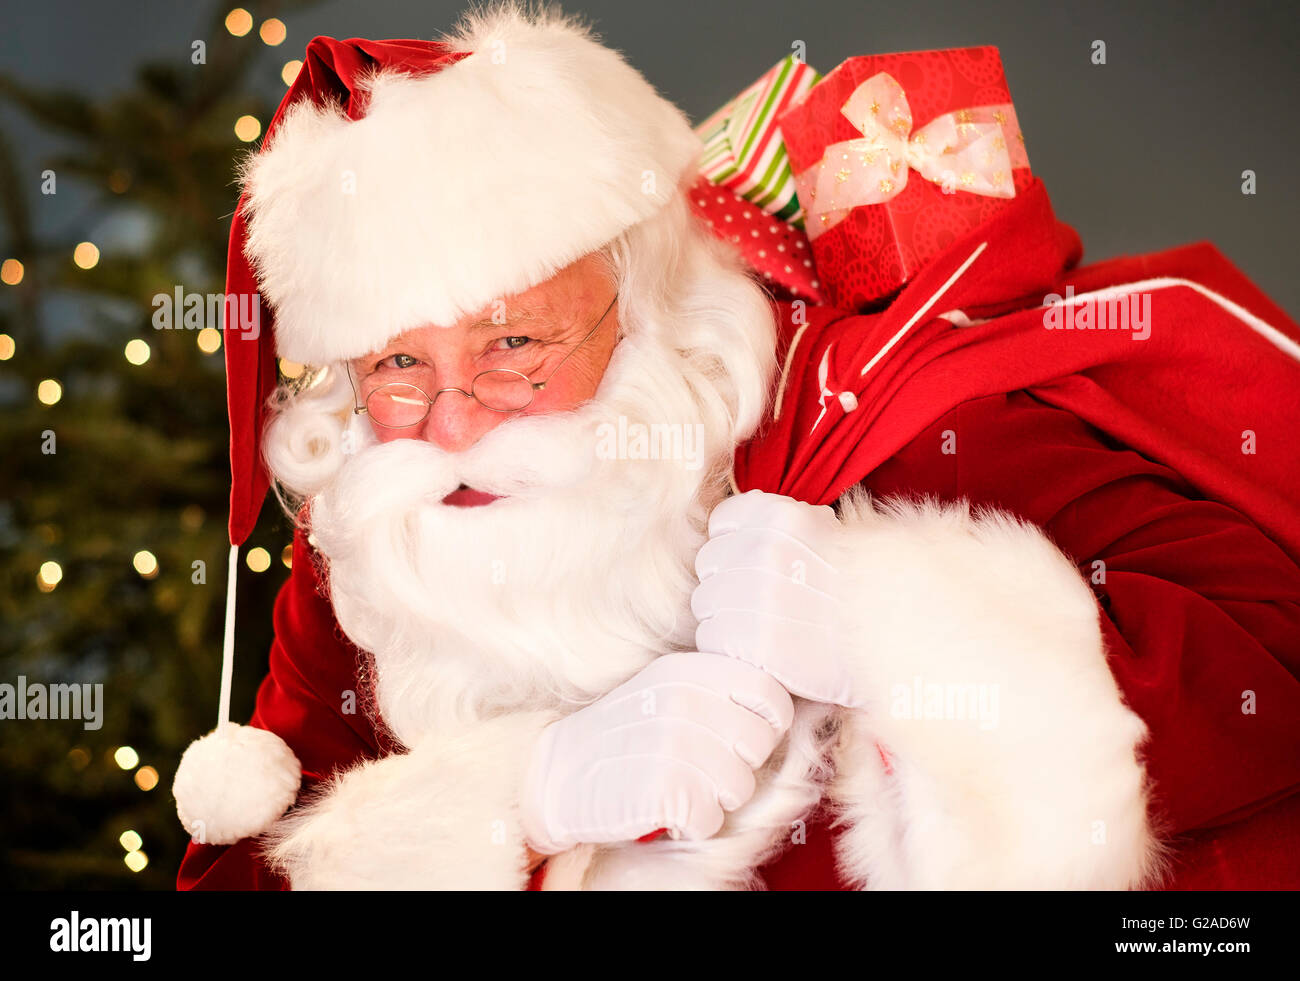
[308,336,731,749]
[302,334,839,889]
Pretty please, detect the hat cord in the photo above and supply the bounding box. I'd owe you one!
[217,544,238,729]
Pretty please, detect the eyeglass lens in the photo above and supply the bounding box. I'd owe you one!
[365,370,535,426]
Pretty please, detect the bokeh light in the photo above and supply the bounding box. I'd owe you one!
[37,379,62,405]
[73,242,99,269]
[234,115,261,142]
[134,766,159,792]
[132,550,159,579]
[245,547,271,573]
[124,339,151,365]
[197,327,222,354]
[224,8,252,37]
[37,561,63,592]
[259,18,287,46]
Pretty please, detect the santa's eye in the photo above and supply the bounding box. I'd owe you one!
[498,336,532,350]
[377,353,420,370]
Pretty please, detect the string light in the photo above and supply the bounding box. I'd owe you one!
[0,334,14,359]
[113,746,139,770]
[134,766,159,791]
[37,561,63,592]
[259,18,287,46]
[124,851,148,872]
[233,114,261,142]
[0,258,22,285]
[37,379,62,405]
[281,59,302,86]
[245,547,271,573]
[73,242,99,270]
[224,8,252,37]
[234,115,262,142]
[281,544,293,569]
[196,327,221,354]
[124,339,151,365]
[133,550,159,579]
[119,830,142,852]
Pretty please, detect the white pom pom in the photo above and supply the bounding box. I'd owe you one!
[173,722,302,845]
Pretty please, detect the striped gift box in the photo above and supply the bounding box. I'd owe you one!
[695,54,820,226]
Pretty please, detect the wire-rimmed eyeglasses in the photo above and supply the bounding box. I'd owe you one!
[347,294,617,428]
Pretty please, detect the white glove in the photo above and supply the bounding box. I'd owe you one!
[692,489,863,708]
[520,651,794,855]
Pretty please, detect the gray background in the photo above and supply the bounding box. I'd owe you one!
[3,0,1297,315]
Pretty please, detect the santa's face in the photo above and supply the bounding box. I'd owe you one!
[344,252,622,508]
[306,251,737,748]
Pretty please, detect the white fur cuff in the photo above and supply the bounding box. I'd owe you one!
[262,711,556,890]
[828,490,1165,889]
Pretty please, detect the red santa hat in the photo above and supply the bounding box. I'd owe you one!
[226,4,702,546]
[176,4,702,846]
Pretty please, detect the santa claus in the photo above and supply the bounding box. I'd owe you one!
[174,4,1300,890]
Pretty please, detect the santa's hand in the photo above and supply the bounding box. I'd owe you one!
[519,651,794,855]
[692,489,863,708]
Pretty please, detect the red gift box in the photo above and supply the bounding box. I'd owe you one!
[779,46,1032,310]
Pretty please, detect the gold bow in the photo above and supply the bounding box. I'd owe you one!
[801,72,1022,240]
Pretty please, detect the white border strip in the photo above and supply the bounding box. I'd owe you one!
[860,242,989,378]
[1039,276,1300,363]
[772,323,810,421]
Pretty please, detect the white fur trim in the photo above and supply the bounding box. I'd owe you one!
[827,490,1167,889]
[173,722,301,846]
[240,4,702,365]
[261,711,555,889]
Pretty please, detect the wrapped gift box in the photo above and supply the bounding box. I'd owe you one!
[779,46,1032,309]
[695,54,821,226]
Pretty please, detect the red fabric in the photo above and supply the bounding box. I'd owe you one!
[755,389,1300,889]
[732,178,1300,567]
[224,37,470,547]
[197,97,1300,887]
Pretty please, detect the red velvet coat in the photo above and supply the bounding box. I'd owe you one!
[180,181,1300,890]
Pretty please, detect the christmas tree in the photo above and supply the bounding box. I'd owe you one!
[0,2,320,889]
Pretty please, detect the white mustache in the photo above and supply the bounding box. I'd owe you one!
[330,400,604,520]
[453,405,602,497]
